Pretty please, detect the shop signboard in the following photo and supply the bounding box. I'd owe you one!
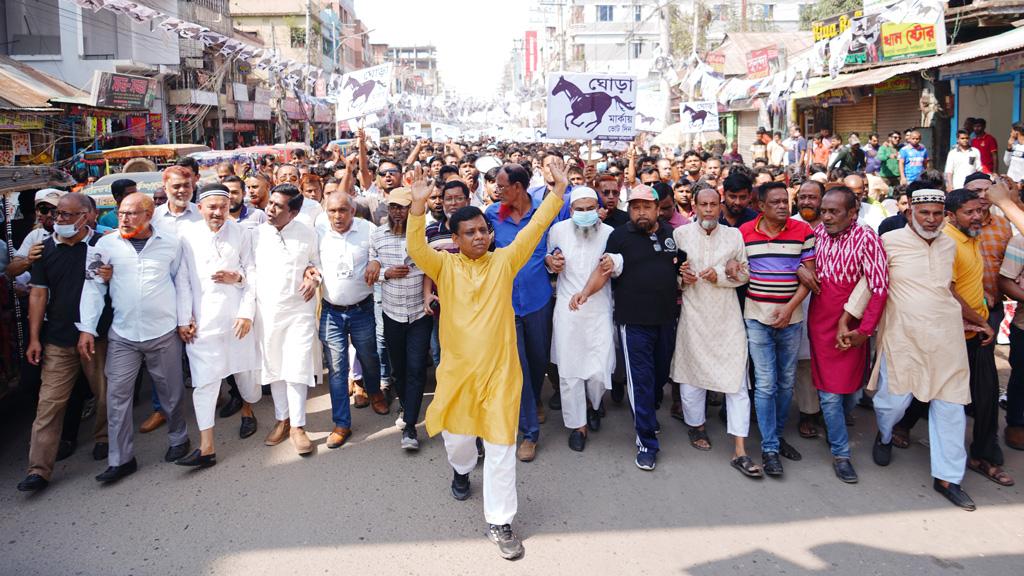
[90,71,155,109]
[874,75,915,95]
[0,114,45,130]
[232,83,249,102]
[812,10,878,66]
[813,89,857,107]
[705,50,726,74]
[745,47,781,80]
[881,23,937,60]
[254,87,273,103]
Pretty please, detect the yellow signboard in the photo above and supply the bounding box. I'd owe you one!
[881,22,937,60]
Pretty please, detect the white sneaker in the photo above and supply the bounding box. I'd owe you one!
[401,430,419,451]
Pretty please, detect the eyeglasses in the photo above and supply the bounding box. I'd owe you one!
[378,169,400,176]
[36,204,54,214]
[56,210,87,219]
[118,210,146,218]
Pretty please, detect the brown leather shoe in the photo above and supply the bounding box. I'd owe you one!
[348,378,362,397]
[353,384,369,408]
[327,427,352,449]
[139,411,166,434]
[536,402,546,424]
[290,427,313,455]
[370,391,390,415]
[1006,426,1024,451]
[517,439,537,462]
[264,419,290,446]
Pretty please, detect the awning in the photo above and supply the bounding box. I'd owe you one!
[0,55,85,109]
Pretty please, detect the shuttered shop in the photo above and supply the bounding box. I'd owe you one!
[832,97,874,140]
[875,91,920,138]
[737,110,759,164]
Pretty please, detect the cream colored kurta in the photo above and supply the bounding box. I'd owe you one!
[670,223,750,393]
[547,219,615,381]
[252,219,321,387]
[852,226,970,404]
[407,192,563,446]
[177,219,260,386]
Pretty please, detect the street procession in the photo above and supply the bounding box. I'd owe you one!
[1,0,1023,573]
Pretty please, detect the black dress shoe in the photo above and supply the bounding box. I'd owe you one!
[219,395,243,419]
[175,449,217,468]
[56,439,76,462]
[17,474,49,492]
[872,432,893,466]
[95,458,138,483]
[833,457,859,483]
[451,470,470,501]
[587,407,601,432]
[611,380,624,404]
[568,429,586,452]
[239,416,258,439]
[778,438,802,461]
[92,442,109,461]
[933,479,976,511]
[164,440,191,463]
[548,390,561,410]
[762,452,784,476]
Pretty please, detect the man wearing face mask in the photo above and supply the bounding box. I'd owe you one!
[78,193,192,484]
[670,187,759,478]
[17,193,111,492]
[173,184,262,468]
[544,187,615,452]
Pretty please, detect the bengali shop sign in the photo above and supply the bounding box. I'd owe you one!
[746,47,780,79]
[881,23,937,60]
[90,71,155,109]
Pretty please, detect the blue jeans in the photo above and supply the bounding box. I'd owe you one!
[382,313,432,432]
[515,301,552,443]
[320,300,382,429]
[430,314,441,367]
[745,319,802,453]
[818,391,850,458]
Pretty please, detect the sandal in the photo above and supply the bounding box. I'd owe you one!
[891,426,911,449]
[731,455,763,478]
[798,417,819,439]
[968,458,1015,486]
[670,402,685,422]
[687,426,712,451]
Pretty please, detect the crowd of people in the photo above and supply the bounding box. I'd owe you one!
[7,124,1024,560]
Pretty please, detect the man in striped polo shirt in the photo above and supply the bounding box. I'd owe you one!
[740,181,816,477]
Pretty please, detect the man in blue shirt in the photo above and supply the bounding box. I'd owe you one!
[898,130,930,185]
[485,163,554,463]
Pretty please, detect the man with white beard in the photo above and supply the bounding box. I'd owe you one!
[544,187,615,452]
[174,184,261,468]
[671,188,761,478]
[252,184,321,456]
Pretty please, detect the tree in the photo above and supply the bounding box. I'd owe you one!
[799,0,862,29]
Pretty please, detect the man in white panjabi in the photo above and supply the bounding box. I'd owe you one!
[671,187,762,478]
[252,183,322,456]
[174,184,261,468]
[545,186,615,452]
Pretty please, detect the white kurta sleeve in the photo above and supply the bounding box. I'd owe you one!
[713,233,750,288]
[76,277,107,336]
[171,238,193,327]
[237,227,257,321]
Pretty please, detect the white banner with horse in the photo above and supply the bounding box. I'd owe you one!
[679,101,719,134]
[546,73,636,141]
[334,63,393,122]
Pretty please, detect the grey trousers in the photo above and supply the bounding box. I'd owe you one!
[106,329,189,466]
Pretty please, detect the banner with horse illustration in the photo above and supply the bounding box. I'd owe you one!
[334,63,393,122]
[546,73,636,141]
[679,101,719,134]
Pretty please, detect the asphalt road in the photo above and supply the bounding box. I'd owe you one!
[1,358,1023,576]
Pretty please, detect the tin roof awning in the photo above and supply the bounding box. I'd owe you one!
[0,55,85,109]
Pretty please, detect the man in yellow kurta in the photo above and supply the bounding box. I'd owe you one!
[406,165,566,560]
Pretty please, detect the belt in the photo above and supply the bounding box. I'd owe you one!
[323,294,373,312]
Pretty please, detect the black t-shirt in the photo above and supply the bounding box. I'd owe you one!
[605,221,682,326]
[28,234,112,347]
[878,212,908,236]
[604,208,629,229]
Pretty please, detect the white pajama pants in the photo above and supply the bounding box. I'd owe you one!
[192,370,261,431]
[559,376,607,429]
[349,343,362,381]
[680,383,751,438]
[872,354,967,484]
[270,380,309,428]
[442,431,517,526]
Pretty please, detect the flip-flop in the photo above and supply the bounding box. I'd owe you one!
[798,421,819,439]
[891,427,911,449]
[968,458,1015,486]
[731,455,763,478]
[687,427,712,451]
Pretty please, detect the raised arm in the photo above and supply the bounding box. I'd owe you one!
[357,128,373,191]
[406,175,444,280]
[506,165,567,272]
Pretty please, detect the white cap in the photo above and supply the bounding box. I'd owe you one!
[570,186,598,204]
[34,188,65,207]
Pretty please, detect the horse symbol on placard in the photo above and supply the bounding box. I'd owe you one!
[682,105,709,130]
[551,76,634,133]
[346,77,386,105]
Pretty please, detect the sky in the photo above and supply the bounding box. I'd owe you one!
[354,0,530,99]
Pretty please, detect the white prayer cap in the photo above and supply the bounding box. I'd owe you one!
[911,188,946,205]
[198,183,230,202]
[809,172,828,184]
[570,186,598,204]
